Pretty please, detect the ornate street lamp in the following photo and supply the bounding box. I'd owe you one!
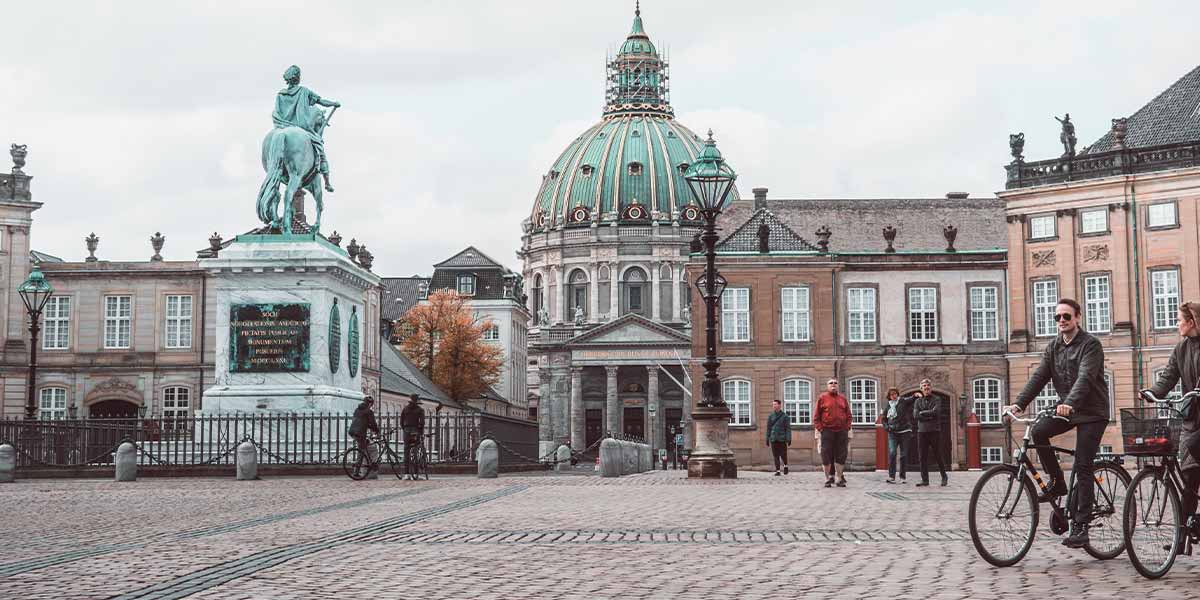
[682,130,738,479]
[17,265,54,420]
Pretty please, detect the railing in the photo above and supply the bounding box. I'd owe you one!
[0,411,539,469]
[620,226,651,238]
[1005,141,1200,189]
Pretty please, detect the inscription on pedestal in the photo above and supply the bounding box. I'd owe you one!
[230,303,311,373]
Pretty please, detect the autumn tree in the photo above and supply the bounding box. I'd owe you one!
[399,289,503,403]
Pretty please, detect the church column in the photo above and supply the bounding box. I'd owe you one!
[647,365,661,451]
[550,364,569,442]
[671,264,682,322]
[605,365,620,435]
[609,262,620,318]
[650,261,661,322]
[553,266,565,324]
[537,367,553,455]
[570,367,585,449]
[589,264,599,322]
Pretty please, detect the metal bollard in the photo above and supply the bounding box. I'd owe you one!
[114,441,137,482]
[477,439,499,478]
[0,443,14,483]
[555,444,572,473]
[236,441,258,480]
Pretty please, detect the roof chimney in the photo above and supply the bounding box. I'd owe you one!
[752,187,768,211]
[945,192,970,200]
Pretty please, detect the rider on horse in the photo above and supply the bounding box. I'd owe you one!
[273,65,340,192]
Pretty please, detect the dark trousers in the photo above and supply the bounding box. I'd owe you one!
[351,434,371,473]
[1183,469,1200,525]
[1031,418,1105,525]
[403,429,421,472]
[770,441,789,471]
[918,430,946,482]
[887,431,909,479]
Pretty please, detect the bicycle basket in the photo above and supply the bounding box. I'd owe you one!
[1120,407,1183,456]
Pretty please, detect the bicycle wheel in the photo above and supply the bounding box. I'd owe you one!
[969,464,1040,567]
[1079,462,1131,560]
[342,447,368,481]
[384,449,405,480]
[419,447,430,481]
[1123,468,1182,579]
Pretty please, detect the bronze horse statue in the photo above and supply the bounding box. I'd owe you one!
[256,111,327,234]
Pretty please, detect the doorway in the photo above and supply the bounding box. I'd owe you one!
[585,409,603,452]
[88,399,139,419]
[623,407,645,440]
[664,407,683,450]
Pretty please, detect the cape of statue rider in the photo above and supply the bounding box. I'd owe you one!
[272,65,340,192]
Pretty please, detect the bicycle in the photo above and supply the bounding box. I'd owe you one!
[342,428,406,481]
[1121,389,1200,579]
[403,431,432,481]
[968,406,1131,566]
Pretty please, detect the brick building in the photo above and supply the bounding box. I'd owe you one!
[1002,64,1200,456]
[688,189,1008,468]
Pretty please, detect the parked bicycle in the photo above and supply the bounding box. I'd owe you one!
[341,428,405,481]
[404,432,432,481]
[968,406,1130,566]
[1121,389,1200,579]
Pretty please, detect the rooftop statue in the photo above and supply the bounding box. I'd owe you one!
[1055,113,1076,158]
[256,65,341,234]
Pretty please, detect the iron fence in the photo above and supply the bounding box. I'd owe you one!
[0,411,538,469]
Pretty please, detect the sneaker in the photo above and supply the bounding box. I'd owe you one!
[915,481,929,487]
[941,473,949,487]
[1037,479,1068,503]
[824,478,833,488]
[899,478,907,484]
[774,470,781,477]
[1063,522,1090,548]
[783,466,789,475]
[836,479,847,488]
[885,477,896,484]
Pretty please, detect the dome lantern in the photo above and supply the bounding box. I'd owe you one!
[604,3,671,119]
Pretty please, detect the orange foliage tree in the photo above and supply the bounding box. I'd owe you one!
[399,289,503,402]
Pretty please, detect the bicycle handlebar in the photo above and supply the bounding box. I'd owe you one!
[1139,388,1200,405]
[1003,406,1069,424]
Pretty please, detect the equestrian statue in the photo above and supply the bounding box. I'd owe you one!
[256,65,341,234]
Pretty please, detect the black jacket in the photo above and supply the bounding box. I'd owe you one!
[880,395,916,434]
[1148,336,1200,470]
[349,402,379,437]
[1016,329,1108,423]
[400,402,425,432]
[765,410,792,444]
[914,394,941,433]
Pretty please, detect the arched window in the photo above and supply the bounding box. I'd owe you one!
[622,267,648,317]
[568,269,588,321]
[163,386,191,432]
[532,274,544,325]
[38,387,67,420]
[782,378,812,424]
[972,377,1003,424]
[847,378,878,425]
[628,162,644,176]
[723,379,752,426]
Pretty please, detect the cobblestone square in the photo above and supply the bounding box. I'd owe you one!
[2,470,1197,599]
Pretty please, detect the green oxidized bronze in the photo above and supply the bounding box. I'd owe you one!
[328,299,341,374]
[347,305,360,378]
[256,65,341,235]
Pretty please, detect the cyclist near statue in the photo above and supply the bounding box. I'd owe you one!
[1143,300,1200,539]
[1004,297,1108,549]
[348,395,380,478]
[400,393,426,476]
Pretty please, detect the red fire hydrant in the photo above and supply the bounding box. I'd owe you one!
[875,414,888,472]
[966,412,982,471]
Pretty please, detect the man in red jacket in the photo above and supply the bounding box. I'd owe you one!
[814,378,854,487]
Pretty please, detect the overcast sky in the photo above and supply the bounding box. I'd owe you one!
[4,1,1198,275]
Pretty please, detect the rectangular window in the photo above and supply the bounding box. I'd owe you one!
[1035,383,1058,413]
[162,387,190,432]
[38,388,67,420]
[981,447,1003,464]
[724,380,751,426]
[1147,202,1178,228]
[104,295,133,349]
[848,378,878,426]
[969,286,999,341]
[1081,275,1111,333]
[457,274,476,296]
[781,287,810,342]
[1032,280,1058,337]
[973,378,1002,424]
[1029,215,1056,240]
[43,296,71,350]
[846,288,876,342]
[629,286,642,312]
[1100,444,1114,455]
[721,288,750,342]
[1079,208,1108,234]
[483,325,500,341]
[908,287,938,342]
[165,295,193,349]
[1151,270,1180,329]
[782,379,812,425]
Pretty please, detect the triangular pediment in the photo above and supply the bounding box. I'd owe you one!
[568,314,690,346]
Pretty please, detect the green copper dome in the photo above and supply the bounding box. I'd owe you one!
[529,6,739,230]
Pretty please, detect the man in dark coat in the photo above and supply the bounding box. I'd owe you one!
[765,399,792,476]
[400,394,426,475]
[1007,298,1108,549]
[348,395,380,477]
[914,380,948,487]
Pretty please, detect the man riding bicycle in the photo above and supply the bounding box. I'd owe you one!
[348,395,380,477]
[400,393,426,475]
[1005,298,1108,549]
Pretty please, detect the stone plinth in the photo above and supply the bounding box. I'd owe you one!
[687,405,738,479]
[200,234,379,414]
[477,439,499,478]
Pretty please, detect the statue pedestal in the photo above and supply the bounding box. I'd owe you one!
[686,405,738,479]
[200,234,379,414]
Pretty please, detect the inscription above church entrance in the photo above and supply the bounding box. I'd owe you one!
[230,303,311,373]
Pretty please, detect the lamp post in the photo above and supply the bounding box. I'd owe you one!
[17,265,54,420]
[682,131,738,479]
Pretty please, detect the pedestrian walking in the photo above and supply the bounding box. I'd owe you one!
[914,379,948,487]
[673,428,685,469]
[766,399,792,476]
[880,387,915,483]
[815,378,853,487]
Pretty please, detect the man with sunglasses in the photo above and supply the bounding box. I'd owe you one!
[1005,298,1108,549]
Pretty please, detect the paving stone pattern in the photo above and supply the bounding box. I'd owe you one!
[1,471,1197,599]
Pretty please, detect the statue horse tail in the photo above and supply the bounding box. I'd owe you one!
[256,131,288,226]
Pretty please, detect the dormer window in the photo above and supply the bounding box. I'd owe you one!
[631,129,641,138]
[457,274,476,296]
[628,162,644,176]
[580,164,594,177]
[677,163,689,175]
[417,281,429,300]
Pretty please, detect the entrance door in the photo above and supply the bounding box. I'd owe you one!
[585,409,603,452]
[623,407,645,440]
[664,408,683,450]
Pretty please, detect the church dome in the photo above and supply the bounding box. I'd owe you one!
[528,6,739,231]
